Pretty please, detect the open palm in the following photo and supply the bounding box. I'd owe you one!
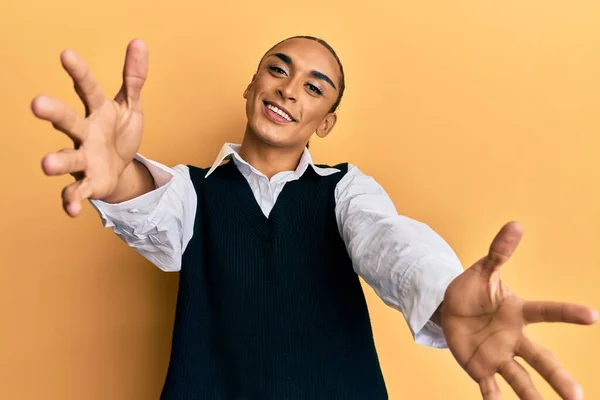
[441,221,598,400]
[32,39,149,216]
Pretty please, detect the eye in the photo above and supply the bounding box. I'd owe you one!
[268,65,287,75]
[306,83,323,96]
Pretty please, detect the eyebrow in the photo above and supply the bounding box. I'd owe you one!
[271,52,337,90]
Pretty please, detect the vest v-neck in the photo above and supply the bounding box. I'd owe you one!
[215,161,312,238]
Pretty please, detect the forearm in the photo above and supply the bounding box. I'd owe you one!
[100,159,156,204]
[89,158,197,272]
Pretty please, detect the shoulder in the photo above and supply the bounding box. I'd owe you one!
[334,163,387,193]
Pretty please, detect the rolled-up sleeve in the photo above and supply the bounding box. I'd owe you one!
[334,164,464,348]
[89,154,197,272]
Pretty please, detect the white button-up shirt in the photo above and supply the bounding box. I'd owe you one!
[90,143,464,348]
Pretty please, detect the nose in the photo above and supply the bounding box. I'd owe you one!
[277,77,299,102]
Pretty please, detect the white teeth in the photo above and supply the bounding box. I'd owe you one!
[267,104,293,122]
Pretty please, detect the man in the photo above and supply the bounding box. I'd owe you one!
[32,36,597,399]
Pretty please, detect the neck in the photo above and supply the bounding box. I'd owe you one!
[238,126,307,179]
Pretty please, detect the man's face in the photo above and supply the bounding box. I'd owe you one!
[243,38,341,148]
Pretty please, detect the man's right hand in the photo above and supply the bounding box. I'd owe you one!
[32,39,150,217]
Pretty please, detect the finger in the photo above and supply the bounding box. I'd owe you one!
[498,359,542,400]
[62,179,92,218]
[41,148,87,176]
[31,95,88,143]
[114,39,148,112]
[479,375,502,400]
[524,301,599,325]
[517,336,584,400]
[481,221,524,274]
[60,49,106,113]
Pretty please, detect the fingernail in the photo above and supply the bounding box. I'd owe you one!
[593,309,600,321]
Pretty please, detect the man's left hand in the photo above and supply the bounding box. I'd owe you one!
[441,221,598,400]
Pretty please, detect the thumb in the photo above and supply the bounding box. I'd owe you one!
[115,39,149,111]
[480,221,524,275]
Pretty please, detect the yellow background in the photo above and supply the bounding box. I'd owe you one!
[1,0,599,398]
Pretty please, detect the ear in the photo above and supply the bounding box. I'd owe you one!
[243,74,257,99]
[315,113,337,138]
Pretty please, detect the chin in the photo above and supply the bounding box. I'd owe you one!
[248,120,294,148]
[253,129,289,147]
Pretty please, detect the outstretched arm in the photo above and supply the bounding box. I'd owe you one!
[335,164,463,347]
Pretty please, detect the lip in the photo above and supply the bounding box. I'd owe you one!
[263,100,296,123]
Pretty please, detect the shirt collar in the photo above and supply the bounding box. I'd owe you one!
[204,143,340,179]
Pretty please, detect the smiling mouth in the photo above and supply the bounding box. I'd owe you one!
[263,101,296,123]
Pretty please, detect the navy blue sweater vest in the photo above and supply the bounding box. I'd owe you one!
[160,160,388,399]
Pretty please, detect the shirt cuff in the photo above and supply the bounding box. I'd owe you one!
[88,154,174,229]
[401,257,463,349]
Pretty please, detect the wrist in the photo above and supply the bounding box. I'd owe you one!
[101,160,154,203]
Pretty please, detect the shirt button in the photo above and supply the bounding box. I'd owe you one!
[129,209,139,213]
